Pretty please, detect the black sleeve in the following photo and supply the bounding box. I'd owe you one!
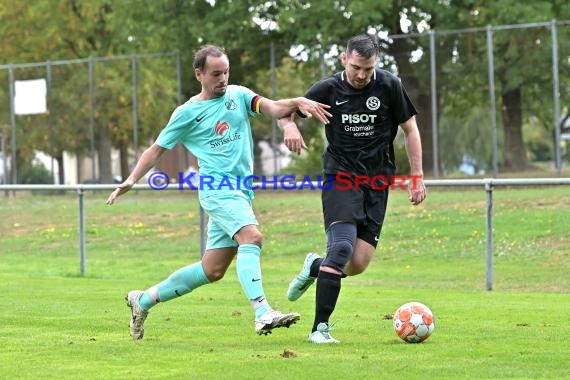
[391,77,417,124]
[296,77,333,118]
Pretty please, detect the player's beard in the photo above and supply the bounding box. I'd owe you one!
[346,74,368,89]
[213,84,227,96]
[351,77,369,89]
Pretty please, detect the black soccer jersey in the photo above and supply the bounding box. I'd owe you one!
[303,68,417,177]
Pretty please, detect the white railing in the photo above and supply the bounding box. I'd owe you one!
[2,177,569,290]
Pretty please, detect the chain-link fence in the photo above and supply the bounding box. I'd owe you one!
[0,52,181,185]
[1,20,569,185]
[385,20,570,177]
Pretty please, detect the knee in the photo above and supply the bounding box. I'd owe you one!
[238,229,263,247]
[335,240,353,256]
[203,265,228,282]
[323,222,357,271]
[249,230,263,247]
[323,240,354,271]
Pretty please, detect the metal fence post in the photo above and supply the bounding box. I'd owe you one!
[88,57,96,179]
[78,187,86,276]
[485,180,494,291]
[429,30,440,177]
[270,41,279,174]
[46,61,55,181]
[551,19,561,176]
[131,54,139,163]
[8,65,17,185]
[486,25,498,178]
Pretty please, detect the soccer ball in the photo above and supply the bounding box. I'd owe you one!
[393,301,435,343]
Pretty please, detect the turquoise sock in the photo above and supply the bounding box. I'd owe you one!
[139,262,210,310]
[236,244,271,318]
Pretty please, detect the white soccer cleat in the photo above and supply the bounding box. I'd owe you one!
[308,322,340,344]
[287,252,321,301]
[126,290,149,340]
[255,309,300,335]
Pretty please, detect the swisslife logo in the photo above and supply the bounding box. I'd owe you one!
[210,120,241,149]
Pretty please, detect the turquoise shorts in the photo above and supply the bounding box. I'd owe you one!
[199,190,258,250]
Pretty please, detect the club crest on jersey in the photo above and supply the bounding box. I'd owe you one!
[225,99,237,110]
[366,96,381,111]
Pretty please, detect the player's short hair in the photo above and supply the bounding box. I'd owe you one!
[346,34,378,59]
[193,45,227,71]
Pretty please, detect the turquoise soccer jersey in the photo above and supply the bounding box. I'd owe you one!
[155,85,262,197]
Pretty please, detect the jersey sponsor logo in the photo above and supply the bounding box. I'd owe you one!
[335,99,349,105]
[366,96,381,110]
[209,131,241,149]
[210,121,241,149]
[214,121,230,136]
[196,115,205,122]
[341,113,378,124]
[344,125,374,136]
[341,113,377,137]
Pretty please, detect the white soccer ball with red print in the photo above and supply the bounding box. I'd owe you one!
[393,301,435,343]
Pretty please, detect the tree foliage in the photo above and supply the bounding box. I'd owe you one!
[1,0,568,183]
[0,1,178,182]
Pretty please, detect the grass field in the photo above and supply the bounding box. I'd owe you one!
[0,186,569,379]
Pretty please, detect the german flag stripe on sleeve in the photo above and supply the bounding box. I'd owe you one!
[251,95,262,114]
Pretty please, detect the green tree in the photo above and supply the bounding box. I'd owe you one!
[3,0,569,182]
[417,0,570,172]
[0,1,177,183]
[113,0,304,175]
[274,0,570,174]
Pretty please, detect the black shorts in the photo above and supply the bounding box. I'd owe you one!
[321,173,390,248]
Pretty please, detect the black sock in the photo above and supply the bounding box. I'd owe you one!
[312,271,342,332]
[310,257,347,278]
[309,257,323,277]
